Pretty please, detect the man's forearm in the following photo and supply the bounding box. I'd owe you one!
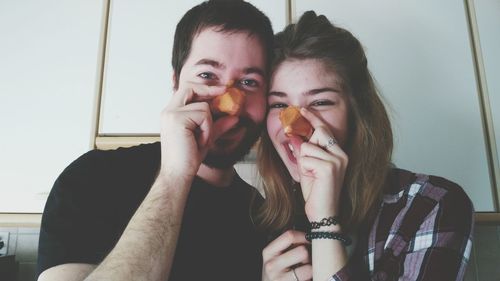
[85,172,192,281]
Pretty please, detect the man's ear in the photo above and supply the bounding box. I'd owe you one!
[172,71,178,91]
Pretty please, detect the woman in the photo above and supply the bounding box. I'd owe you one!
[257,11,474,281]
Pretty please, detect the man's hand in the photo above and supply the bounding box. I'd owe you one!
[160,82,238,178]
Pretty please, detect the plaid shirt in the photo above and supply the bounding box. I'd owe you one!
[330,168,474,281]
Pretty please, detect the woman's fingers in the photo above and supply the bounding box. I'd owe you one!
[262,230,309,261]
[292,264,313,281]
[300,107,328,130]
[262,230,312,281]
[269,244,311,270]
[264,245,311,279]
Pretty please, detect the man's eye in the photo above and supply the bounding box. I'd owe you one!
[198,72,216,80]
[240,79,259,87]
[269,103,288,109]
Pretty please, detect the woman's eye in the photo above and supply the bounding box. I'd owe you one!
[269,103,288,109]
[239,79,259,88]
[311,100,335,107]
[198,72,216,80]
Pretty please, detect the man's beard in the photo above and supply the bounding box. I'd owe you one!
[203,116,262,169]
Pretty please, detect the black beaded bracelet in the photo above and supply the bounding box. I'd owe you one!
[305,231,352,246]
[310,216,339,229]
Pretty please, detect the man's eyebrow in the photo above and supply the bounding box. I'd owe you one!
[244,67,266,79]
[195,59,225,69]
[194,59,265,78]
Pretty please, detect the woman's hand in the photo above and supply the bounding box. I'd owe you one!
[292,108,349,222]
[262,230,312,281]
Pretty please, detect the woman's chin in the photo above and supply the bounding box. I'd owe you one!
[287,166,300,182]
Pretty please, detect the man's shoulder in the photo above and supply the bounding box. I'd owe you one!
[50,142,161,203]
[62,142,160,177]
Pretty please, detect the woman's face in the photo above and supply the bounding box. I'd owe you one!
[267,59,350,181]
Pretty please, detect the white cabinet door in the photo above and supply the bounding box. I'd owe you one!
[0,0,103,212]
[99,0,287,135]
[293,0,494,210]
[475,0,500,179]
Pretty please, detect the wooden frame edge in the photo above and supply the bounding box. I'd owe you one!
[0,214,42,227]
[464,0,500,211]
[0,213,499,227]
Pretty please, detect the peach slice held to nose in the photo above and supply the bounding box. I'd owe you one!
[211,86,246,116]
[279,106,313,140]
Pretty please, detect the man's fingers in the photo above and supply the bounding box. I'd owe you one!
[170,83,226,108]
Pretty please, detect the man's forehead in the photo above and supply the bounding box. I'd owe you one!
[188,27,267,69]
[193,26,260,44]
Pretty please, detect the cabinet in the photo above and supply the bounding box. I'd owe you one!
[0,0,104,212]
[293,0,494,211]
[99,0,288,134]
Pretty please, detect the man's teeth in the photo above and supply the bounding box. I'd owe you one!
[288,143,294,152]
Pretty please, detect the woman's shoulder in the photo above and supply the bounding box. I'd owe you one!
[383,167,474,213]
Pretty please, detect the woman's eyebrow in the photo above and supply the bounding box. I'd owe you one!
[268,91,287,97]
[268,87,341,97]
[304,87,341,96]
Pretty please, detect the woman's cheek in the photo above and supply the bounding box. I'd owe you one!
[266,111,281,140]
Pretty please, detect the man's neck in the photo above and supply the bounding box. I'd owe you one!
[196,164,236,187]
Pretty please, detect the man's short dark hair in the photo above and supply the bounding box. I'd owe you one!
[172,0,274,88]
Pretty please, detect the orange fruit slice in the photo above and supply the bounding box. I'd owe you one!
[212,87,246,116]
[279,106,313,140]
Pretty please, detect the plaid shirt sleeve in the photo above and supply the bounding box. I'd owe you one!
[328,170,474,281]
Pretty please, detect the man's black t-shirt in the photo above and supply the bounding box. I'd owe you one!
[37,142,265,281]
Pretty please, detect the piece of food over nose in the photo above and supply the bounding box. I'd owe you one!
[279,106,313,140]
[211,81,246,116]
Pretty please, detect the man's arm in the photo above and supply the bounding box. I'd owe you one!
[38,264,96,281]
[37,172,192,281]
[85,172,192,281]
[38,82,226,281]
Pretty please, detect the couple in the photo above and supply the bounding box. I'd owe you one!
[37,1,474,281]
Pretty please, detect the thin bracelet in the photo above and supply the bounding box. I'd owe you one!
[305,231,352,246]
[310,216,339,229]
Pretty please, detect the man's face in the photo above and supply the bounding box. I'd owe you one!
[177,27,267,168]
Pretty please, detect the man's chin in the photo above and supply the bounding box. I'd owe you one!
[203,119,262,169]
[202,146,252,169]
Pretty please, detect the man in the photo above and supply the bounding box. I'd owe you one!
[37,1,273,280]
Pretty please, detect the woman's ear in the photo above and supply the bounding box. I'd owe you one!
[172,71,178,91]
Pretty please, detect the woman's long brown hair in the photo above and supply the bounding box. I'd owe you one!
[255,11,393,234]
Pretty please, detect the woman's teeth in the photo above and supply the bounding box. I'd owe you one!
[288,143,298,159]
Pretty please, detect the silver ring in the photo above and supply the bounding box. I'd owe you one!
[291,268,299,281]
[325,137,337,150]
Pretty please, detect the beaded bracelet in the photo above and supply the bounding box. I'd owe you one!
[310,216,339,229]
[305,231,352,246]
